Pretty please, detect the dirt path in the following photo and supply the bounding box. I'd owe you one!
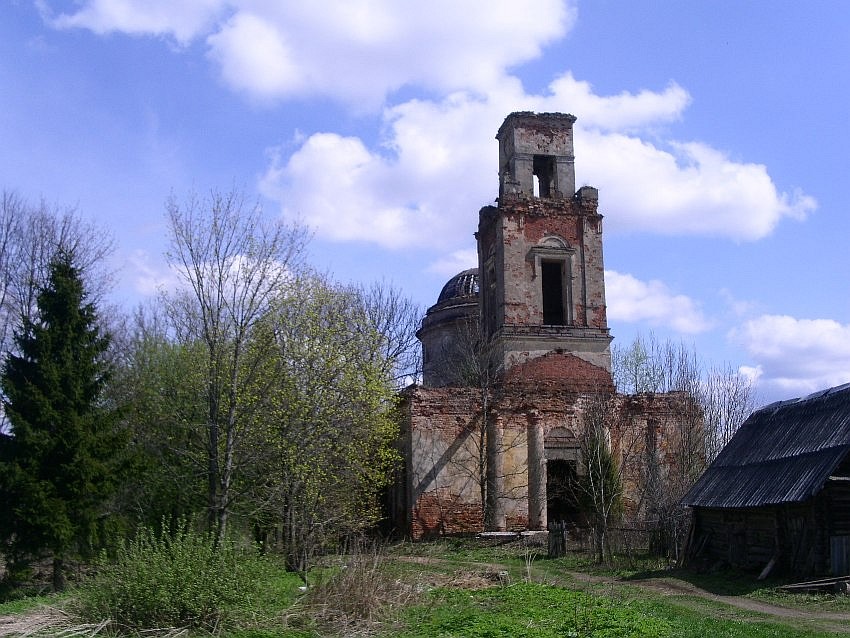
[0,609,69,637]
[397,555,850,634]
[565,570,850,634]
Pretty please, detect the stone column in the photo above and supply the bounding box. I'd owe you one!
[555,155,575,198]
[485,413,506,531]
[526,410,547,530]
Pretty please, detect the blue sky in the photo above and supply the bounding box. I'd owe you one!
[2,1,849,405]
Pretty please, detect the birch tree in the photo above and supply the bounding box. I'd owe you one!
[612,333,756,460]
[164,188,307,542]
[578,393,623,564]
[612,334,755,558]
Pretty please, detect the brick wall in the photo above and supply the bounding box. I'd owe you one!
[401,383,703,538]
[504,351,614,394]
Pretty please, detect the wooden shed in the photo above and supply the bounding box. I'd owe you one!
[682,383,850,578]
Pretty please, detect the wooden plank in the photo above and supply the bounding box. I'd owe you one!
[758,555,777,581]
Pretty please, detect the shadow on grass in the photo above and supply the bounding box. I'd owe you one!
[624,565,790,597]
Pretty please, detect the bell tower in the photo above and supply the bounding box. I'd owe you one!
[477,112,612,377]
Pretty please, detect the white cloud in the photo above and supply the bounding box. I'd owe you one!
[211,1,572,106]
[127,249,180,295]
[426,249,479,278]
[206,11,306,99]
[44,0,575,106]
[547,73,691,130]
[260,132,457,249]
[731,315,850,398]
[46,0,816,251]
[42,0,224,45]
[259,91,511,249]
[604,270,711,335]
[262,75,812,257]
[577,134,816,238]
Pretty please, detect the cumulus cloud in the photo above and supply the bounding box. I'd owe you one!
[547,73,691,130]
[578,133,816,238]
[205,1,573,106]
[259,91,511,249]
[43,0,574,106]
[604,270,711,335]
[261,76,813,255]
[731,315,850,397]
[41,0,224,45]
[259,132,459,249]
[45,0,816,254]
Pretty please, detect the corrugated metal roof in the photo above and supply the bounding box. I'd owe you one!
[682,383,850,508]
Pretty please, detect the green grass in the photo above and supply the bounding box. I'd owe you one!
[396,583,671,637]
[384,539,850,638]
[4,539,850,637]
[0,592,64,616]
[391,581,843,638]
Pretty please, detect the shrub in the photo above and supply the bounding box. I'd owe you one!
[75,521,270,632]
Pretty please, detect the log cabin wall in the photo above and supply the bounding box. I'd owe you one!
[691,498,833,577]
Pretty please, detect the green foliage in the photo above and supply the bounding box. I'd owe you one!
[75,521,273,632]
[250,274,401,574]
[112,329,208,527]
[0,590,65,614]
[579,426,623,520]
[0,251,125,588]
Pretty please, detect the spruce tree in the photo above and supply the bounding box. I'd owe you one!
[0,251,122,590]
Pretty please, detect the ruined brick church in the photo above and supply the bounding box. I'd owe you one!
[392,112,701,538]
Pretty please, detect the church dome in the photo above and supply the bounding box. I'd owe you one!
[437,268,479,304]
[418,268,480,388]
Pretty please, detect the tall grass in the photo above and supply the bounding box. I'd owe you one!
[292,541,418,635]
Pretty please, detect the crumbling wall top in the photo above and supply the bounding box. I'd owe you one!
[496,111,578,141]
[497,111,578,200]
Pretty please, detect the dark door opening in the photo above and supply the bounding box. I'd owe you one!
[546,459,581,526]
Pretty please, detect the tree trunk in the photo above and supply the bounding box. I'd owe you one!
[52,556,66,592]
[485,412,505,531]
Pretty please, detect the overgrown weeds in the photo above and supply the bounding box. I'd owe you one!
[290,541,419,636]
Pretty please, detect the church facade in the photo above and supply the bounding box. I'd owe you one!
[394,112,702,539]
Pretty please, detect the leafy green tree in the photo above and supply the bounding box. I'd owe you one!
[0,251,124,590]
[111,308,208,529]
[251,274,400,578]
